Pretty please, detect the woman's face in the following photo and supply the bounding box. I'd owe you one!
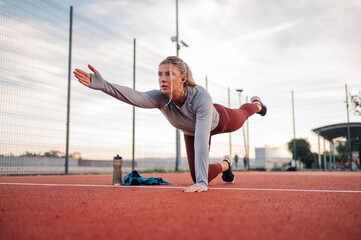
[158,64,185,95]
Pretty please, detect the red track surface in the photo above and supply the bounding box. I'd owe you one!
[1,171,361,240]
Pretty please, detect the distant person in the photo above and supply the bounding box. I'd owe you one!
[234,154,239,168]
[244,156,250,169]
[73,56,267,193]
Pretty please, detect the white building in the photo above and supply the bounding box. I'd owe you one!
[253,147,293,170]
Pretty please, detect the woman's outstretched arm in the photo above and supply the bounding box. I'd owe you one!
[73,64,98,87]
[73,65,167,109]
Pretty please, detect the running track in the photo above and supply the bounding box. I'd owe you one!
[1,171,361,240]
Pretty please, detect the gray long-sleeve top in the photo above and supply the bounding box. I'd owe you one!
[90,73,220,191]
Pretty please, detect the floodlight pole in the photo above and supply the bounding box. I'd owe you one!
[345,84,353,171]
[172,0,189,171]
[175,0,180,171]
[176,0,179,56]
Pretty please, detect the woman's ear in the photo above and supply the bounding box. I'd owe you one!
[182,75,187,82]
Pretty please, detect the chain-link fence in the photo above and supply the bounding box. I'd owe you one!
[1,0,360,175]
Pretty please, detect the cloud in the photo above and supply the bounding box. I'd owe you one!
[232,21,303,42]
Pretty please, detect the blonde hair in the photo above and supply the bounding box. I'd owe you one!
[159,56,196,87]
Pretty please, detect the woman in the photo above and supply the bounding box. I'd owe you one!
[73,56,266,193]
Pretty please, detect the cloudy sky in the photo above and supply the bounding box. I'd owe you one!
[64,0,361,92]
[63,0,361,151]
[2,0,361,161]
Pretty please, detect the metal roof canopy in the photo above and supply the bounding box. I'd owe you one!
[312,122,361,141]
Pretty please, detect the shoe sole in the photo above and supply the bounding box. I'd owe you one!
[223,178,235,183]
[222,170,235,183]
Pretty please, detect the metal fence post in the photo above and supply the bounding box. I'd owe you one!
[292,90,297,167]
[345,84,353,171]
[132,38,136,171]
[318,134,321,169]
[65,6,73,174]
[323,138,326,170]
[205,75,208,91]
[228,87,232,157]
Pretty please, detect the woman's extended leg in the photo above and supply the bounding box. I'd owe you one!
[184,134,222,183]
[210,98,267,183]
[211,103,260,135]
[183,98,266,186]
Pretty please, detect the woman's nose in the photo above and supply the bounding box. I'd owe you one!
[159,75,167,82]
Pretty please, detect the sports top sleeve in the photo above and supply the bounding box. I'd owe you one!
[193,90,213,191]
[89,73,166,109]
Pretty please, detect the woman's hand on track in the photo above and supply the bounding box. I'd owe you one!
[73,64,100,87]
[183,184,205,193]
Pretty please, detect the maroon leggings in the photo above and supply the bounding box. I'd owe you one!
[184,103,259,184]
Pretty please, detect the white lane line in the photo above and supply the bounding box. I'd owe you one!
[0,182,182,188]
[210,187,361,193]
[1,182,361,193]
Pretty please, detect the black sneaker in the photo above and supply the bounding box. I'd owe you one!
[250,96,267,116]
[222,155,234,183]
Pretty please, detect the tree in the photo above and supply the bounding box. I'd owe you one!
[20,151,41,157]
[43,152,59,158]
[336,137,361,162]
[351,92,361,116]
[335,142,348,162]
[287,138,316,168]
